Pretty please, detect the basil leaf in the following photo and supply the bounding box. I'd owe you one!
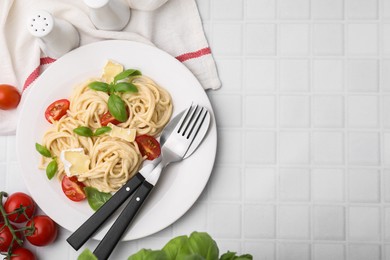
[88,81,109,92]
[35,143,52,158]
[46,159,58,180]
[108,94,128,122]
[113,82,138,93]
[114,69,141,82]
[74,126,93,137]
[84,187,112,211]
[78,249,98,260]
[93,126,112,136]
[127,249,167,260]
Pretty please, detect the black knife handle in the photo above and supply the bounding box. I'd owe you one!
[66,172,145,250]
[93,181,154,260]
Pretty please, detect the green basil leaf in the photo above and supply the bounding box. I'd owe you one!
[114,69,142,82]
[84,187,112,211]
[73,126,93,137]
[107,94,128,122]
[88,81,109,92]
[35,143,52,158]
[113,82,138,93]
[220,252,253,260]
[93,126,112,136]
[46,159,58,180]
[162,235,189,259]
[127,249,167,260]
[78,249,98,260]
[186,232,219,260]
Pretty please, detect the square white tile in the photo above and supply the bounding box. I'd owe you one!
[347,95,379,127]
[279,60,310,92]
[244,131,276,164]
[213,23,243,55]
[311,0,344,19]
[246,0,276,19]
[279,25,310,55]
[347,24,378,55]
[385,133,390,165]
[208,203,241,238]
[312,169,345,202]
[245,24,276,55]
[312,24,344,55]
[346,0,378,19]
[244,59,276,92]
[278,205,310,239]
[245,95,275,127]
[278,243,311,260]
[280,96,310,127]
[243,242,275,260]
[348,132,380,165]
[348,168,380,202]
[384,169,390,202]
[313,206,345,240]
[243,205,275,239]
[244,167,275,201]
[313,59,344,92]
[381,60,390,92]
[312,96,344,127]
[383,24,390,55]
[212,0,243,20]
[279,168,310,201]
[346,59,378,92]
[216,58,242,92]
[279,131,310,164]
[384,96,390,128]
[210,94,242,127]
[348,244,381,260]
[348,206,381,241]
[313,244,345,260]
[216,129,241,164]
[312,132,344,164]
[277,0,310,19]
[208,166,241,201]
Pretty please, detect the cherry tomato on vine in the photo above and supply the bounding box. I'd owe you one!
[0,223,23,252]
[135,135,161,160]
[9,247,36,260]
[4,192,36,223]
[0,84,21,110]
[25,215,57,247]
[44,99,70,123]
[61,176,86,202]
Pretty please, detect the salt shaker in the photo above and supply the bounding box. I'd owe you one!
[83,0,131,31]
[27,10,80,58]
[127,0,169,11]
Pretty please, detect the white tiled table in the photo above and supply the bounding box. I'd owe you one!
[2,0,390,259]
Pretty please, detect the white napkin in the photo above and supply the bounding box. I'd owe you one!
[0,0,221,135]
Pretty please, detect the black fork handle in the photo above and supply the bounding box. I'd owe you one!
[93,181,154,260]
[66,173,145,250]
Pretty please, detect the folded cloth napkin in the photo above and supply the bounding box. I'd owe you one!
[0,0,221,135]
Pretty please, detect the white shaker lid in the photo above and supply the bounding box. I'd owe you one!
[27,10,54,38]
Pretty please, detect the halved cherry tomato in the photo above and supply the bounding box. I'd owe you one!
[0,84,21,110]
[99,111,121,126]
[61,176,86,202]
[44,99,70,123]
[10,248,36,260]
[135,135,161,160]
[25,215,57,247]
[4,192,36,223]
[0,223,23,252]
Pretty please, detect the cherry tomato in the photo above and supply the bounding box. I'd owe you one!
[0,84,21,110]
[9,248,36,260]
[4,192,36,223]
[44,99,70,123]
[25,215,57,247]
[99,111,121,126]
[61,176,86,202]
[135,135,161,160]
[0,223,23,252]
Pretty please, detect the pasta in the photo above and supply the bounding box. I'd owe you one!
[39,61,172,193]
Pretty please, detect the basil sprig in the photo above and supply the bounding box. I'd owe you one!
[35,143,58,180]
[88,68,141,122]
[73,126,112,137]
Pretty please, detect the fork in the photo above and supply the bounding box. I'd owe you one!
[92,105,210,259]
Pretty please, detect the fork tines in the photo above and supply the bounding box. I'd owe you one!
[178,104,209,140]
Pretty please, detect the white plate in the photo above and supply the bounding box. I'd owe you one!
[16,40,217,241]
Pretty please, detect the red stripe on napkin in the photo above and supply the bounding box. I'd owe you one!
[176,47,211,62]
[23,57,56,92]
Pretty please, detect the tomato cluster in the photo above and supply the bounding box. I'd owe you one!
[0,192,58,259]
